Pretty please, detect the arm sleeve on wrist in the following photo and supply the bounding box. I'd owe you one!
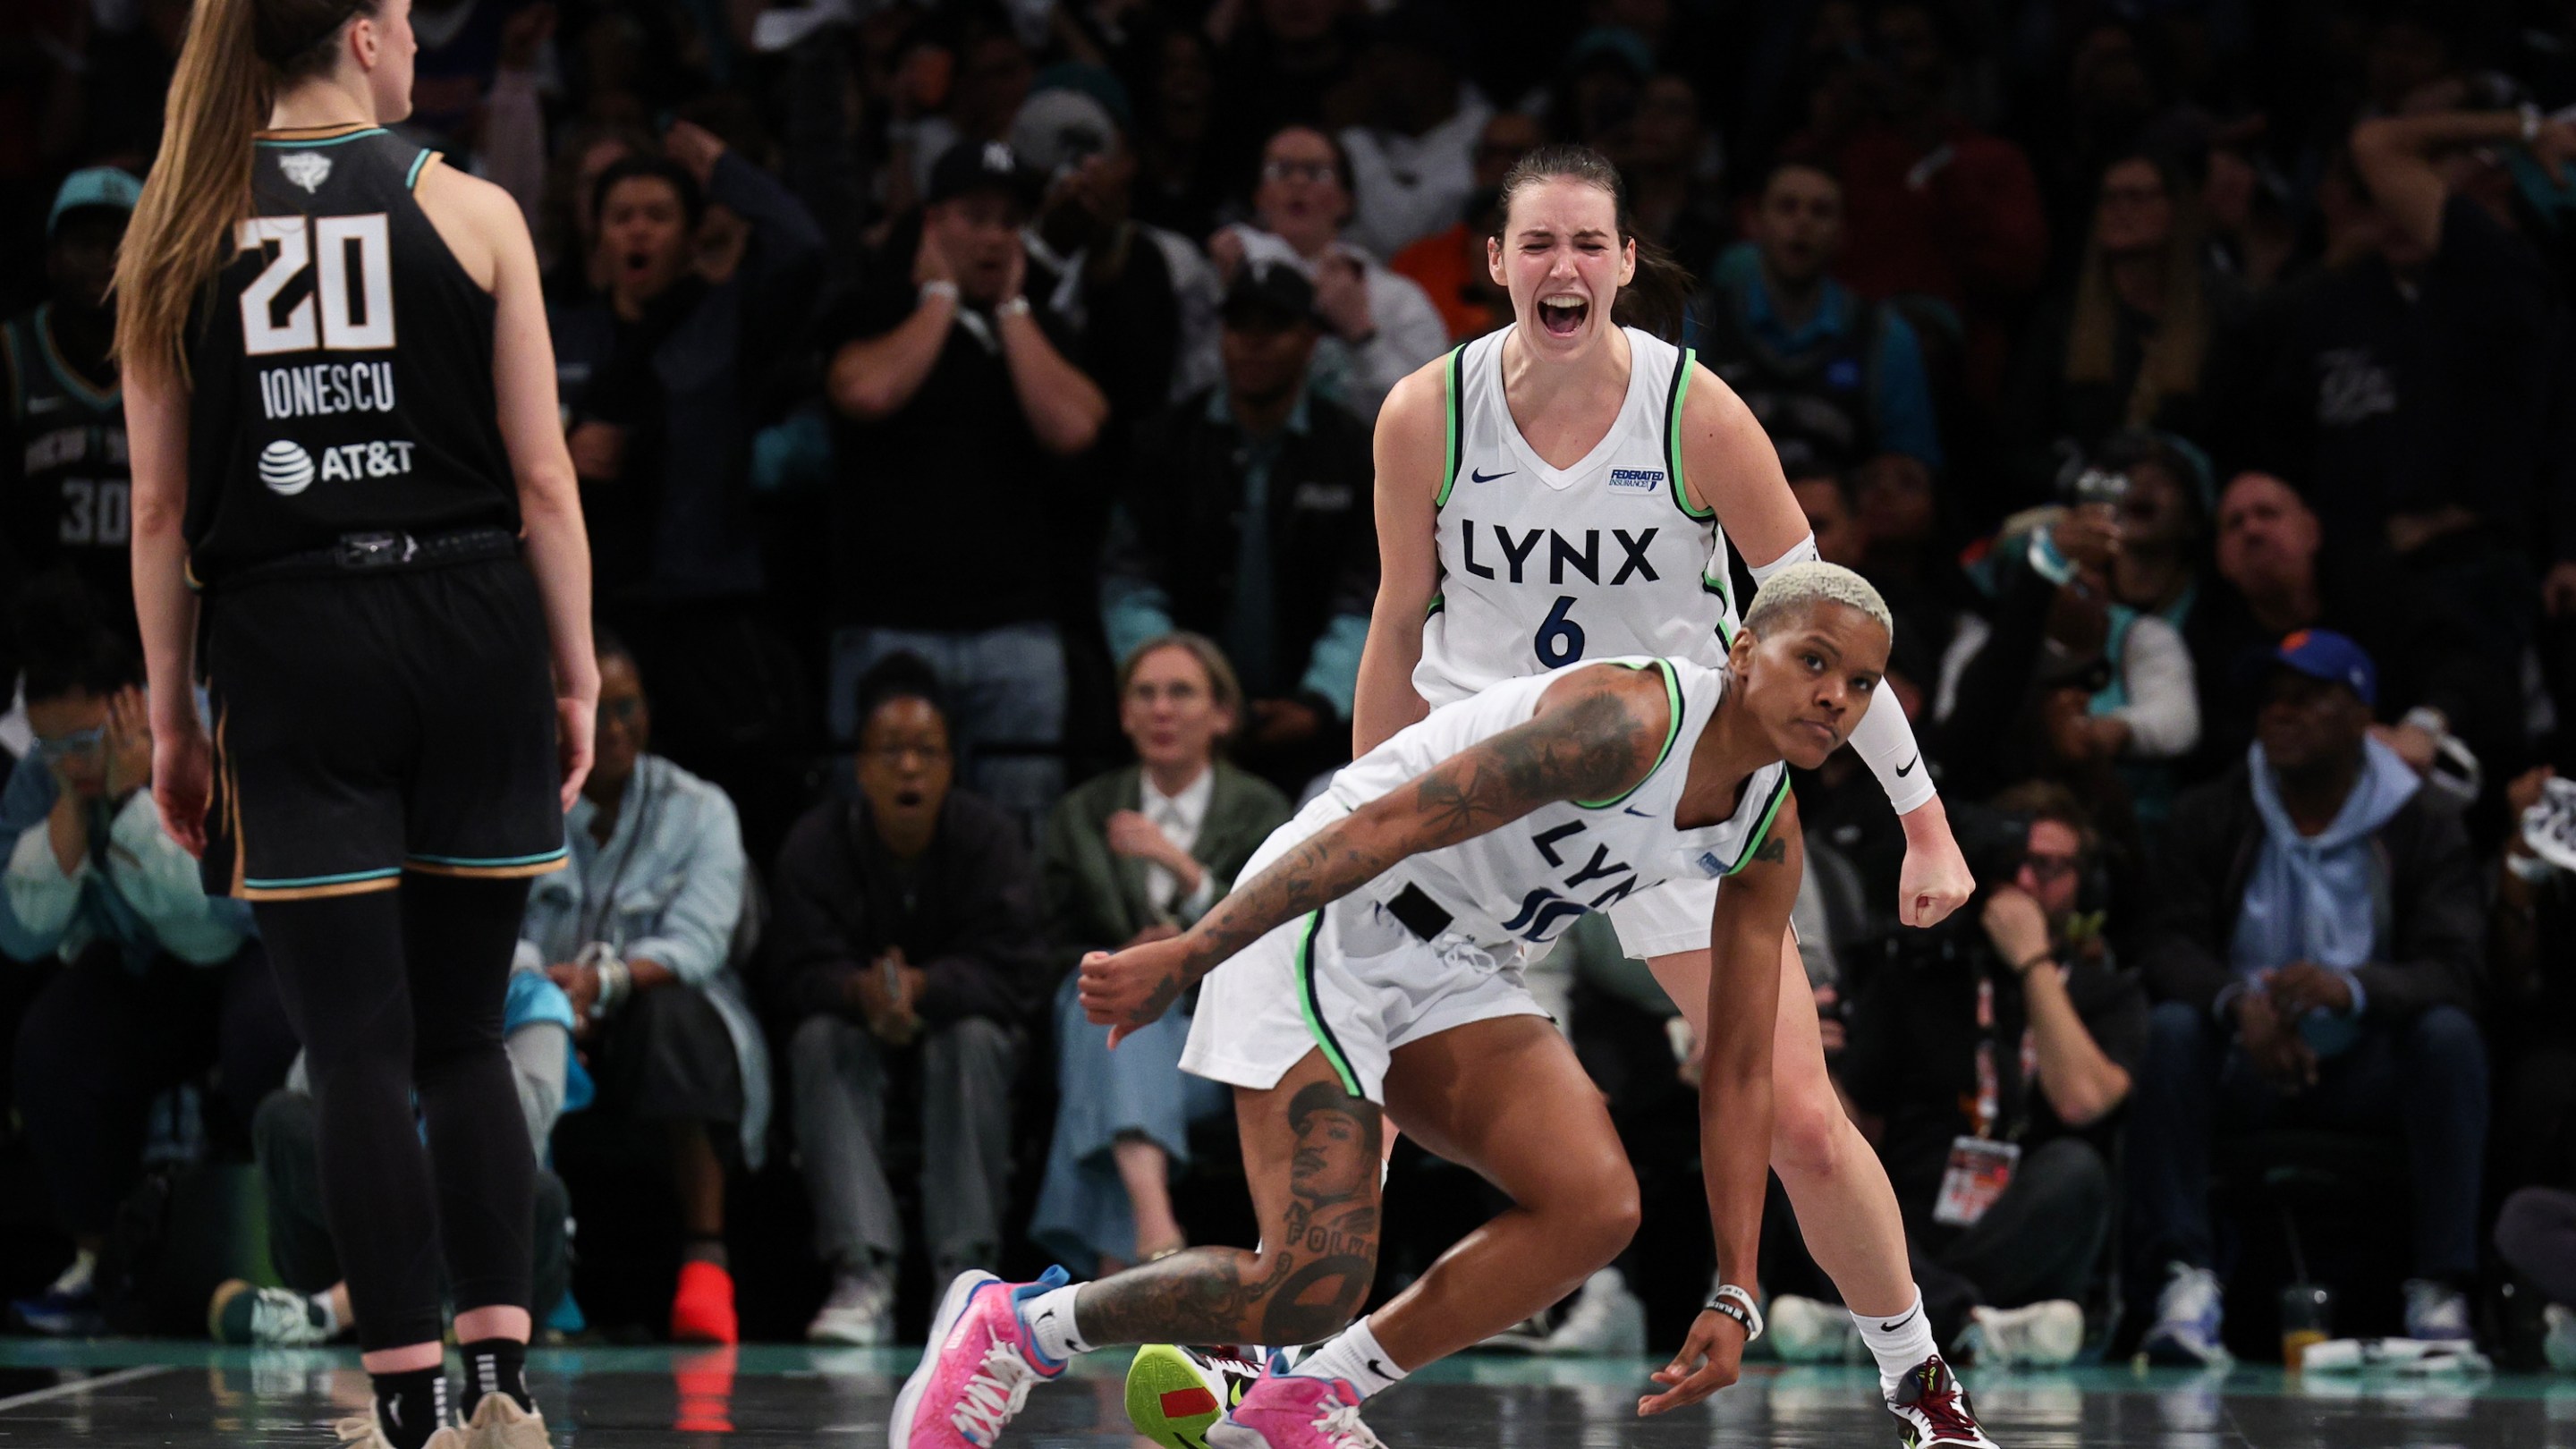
[1849,682,1937,814]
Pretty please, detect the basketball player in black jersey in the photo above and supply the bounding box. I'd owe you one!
[116,0,594,1445]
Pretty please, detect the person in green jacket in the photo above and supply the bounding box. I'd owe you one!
[1031,633,1292,1273]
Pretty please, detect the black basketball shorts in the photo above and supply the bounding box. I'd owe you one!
[200,556,567,901]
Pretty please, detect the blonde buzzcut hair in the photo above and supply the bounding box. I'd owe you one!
[1741,562,1895,642]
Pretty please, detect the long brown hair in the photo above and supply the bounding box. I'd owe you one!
[1494,143,1698,342]
[114,0,379,386]
[2065,153,2209,427]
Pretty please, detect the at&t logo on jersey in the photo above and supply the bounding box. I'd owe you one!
[258,438,417,495]
[259,440,315,495]
[1606,467,1665,493]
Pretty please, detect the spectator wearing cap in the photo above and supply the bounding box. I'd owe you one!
[1333,2,1491,263]
[1098,260,1378,791]
[826,140,1112,835]
[1209,124,1449,418]
[553,123,826,858]
[1388,111,1546,343]
[2128,629,2487,1364]
[3,167,143,655]
[1693,159,1944,484]
[1011,85,1216,413]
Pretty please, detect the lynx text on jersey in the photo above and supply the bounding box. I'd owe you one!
[258,360,397,420]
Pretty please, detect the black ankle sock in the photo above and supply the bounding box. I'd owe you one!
[458,1337,532,1417]
[682,1233,729,1270]
[370,1368,449,1449]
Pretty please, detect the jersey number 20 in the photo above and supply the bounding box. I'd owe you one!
[235,215,395,356]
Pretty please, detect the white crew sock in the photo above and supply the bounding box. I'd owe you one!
[1290,1316,1406,1402]
[1852,1292,1939,1394]
[1023,1284,1093,1363]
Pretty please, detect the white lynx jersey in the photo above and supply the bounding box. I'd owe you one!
[1294,656,1789,957]
[1415,326,1740,708]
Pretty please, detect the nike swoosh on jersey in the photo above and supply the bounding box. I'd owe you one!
[1623,806,1656,818]
[1469,468,1513,484]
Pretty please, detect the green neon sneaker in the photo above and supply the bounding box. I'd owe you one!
[1124,1344,1265,1449]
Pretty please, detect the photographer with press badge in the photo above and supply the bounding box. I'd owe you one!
[1837,783,2148,1367]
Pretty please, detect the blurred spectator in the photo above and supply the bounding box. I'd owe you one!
[525,639,765,1345]
[2496,1183,2576,1369]
[1029,636,1292,1275]
[1131,27,1229,242]
[223,969,581,1346]
[1204,0,1362,198]
[1212,124,1448,417]
[555,123,824,856]
[1011,85,1208,411]
[1388,111,1546,343]
[1938,437,2207,824]
[2129,631,2487,1363]
[1333,2,1489,263]
[1839,784,2144,1363]
[1099,262,1377,790]
[1695,159,1944,482]
[771,658,1046,1343]
[1784,1,2049,402]
[2195,470,2515,799]
[537,121,656,300]
[3,169,140,648]
[825,140,1110,832]
[1792,472,1869,571]
[0,581,291,1335]
[889,19,1038,215]
[2254,109,2571,712]
[1619,74,1730,284]
[2007,154,2247,494]
[2492,767,2576,1199]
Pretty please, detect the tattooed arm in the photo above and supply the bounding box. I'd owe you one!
[1644,796,1799,1416]
[1078,663,1668,1040]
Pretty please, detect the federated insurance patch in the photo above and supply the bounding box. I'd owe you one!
[1606,467,1665,493]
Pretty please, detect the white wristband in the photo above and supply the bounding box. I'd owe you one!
[996,295,1033,318]
[1706,1283,1764,1343]
[919,280,960,306]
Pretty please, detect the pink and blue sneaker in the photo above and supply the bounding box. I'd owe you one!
[1208,1374,1386,1449]
[889,1266,1073,1449]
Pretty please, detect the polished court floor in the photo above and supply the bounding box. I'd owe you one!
[1,1340,2573,1447]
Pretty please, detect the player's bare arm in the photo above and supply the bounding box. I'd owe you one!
[1080,662,1667,1038]
[1352,359,1448,755]
[1644,798,1798,1415]
[1676,362,1811,567]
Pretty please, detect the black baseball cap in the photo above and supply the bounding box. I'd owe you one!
[926,140,1042,209]
[1222,260,1318,329]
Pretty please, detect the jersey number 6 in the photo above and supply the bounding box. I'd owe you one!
[235,215,396,357]
[1535,594,1586,668]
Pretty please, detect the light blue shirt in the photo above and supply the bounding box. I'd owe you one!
[513,754,771,1165]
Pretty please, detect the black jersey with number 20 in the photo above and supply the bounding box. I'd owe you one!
[183,127,516,582]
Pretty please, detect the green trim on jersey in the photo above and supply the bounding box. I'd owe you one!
[254,127,390,148]
[1432,344,1467,510]
[1723,774,1793,876]
[242,865,402,891]
[405,148,435,190]
[407,847,569,869]
[1293,911,1364,1097]
[1664,346,1712,521]
[1425,592,1445,619]
[1702,567,1733,647]
[1577,658,1684,809]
